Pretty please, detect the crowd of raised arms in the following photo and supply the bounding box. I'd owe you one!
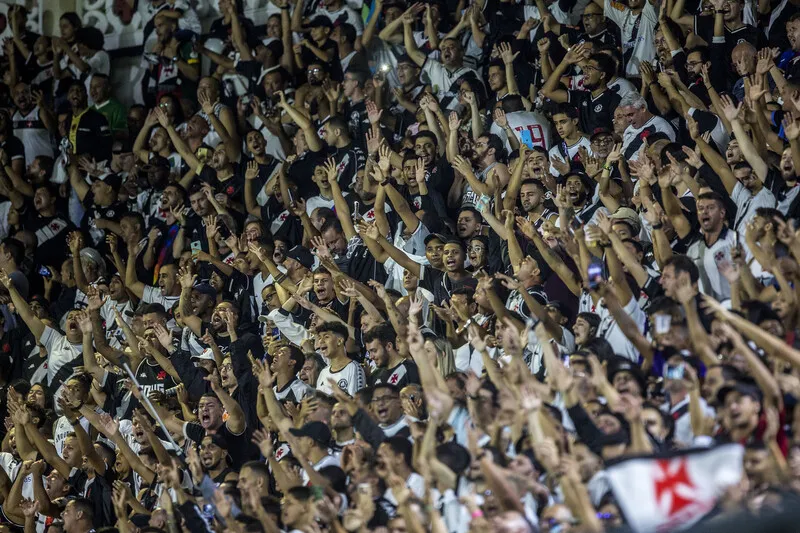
[4,0,800,530]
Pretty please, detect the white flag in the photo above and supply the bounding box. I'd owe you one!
[605,444,744,533]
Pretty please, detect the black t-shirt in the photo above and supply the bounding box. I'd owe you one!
[69,466,115,529]
[369,359,420,388]
[185,420,258,469]
[81,191,128,249]
[27,213,74,268]
[0,135,25,164]
[260,196,305,246]
[71,108,113,162]
[301,39,342,81]
[183,212,211,253]
[343,100,370,152]
[327,142,366,190]
[568,88,621,133]
[287,149,325,197]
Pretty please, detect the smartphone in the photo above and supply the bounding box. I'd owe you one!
[587,260,604,291]
[271,327,281,339]
[190,241,202,256]
[38,265,52,278]
[664,363,685,380]
[570,216,582,231]
[217,221,232,239]
[520,130,535,149]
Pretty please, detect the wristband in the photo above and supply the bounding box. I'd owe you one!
[602,164,613,171]
[652,223,663,230]
[471,510,485,519]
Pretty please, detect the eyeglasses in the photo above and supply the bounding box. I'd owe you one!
[307,68,322,74]
[371,395,398,404]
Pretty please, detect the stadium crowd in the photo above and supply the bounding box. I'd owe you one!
[0,0,799,530]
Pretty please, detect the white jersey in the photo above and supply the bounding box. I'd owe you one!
[316,360,366,397]
[604,0,658,77]
[12,106,53,164]
[490,110,553,154]
[548,137,592,177]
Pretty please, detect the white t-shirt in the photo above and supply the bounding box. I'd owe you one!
[40,326,83,408]
[596,296,646,362]
[316,360,366,397]
[604,0,658,77]
[490,110,553,154]
[142,285,180,310]
[548,136,592,176]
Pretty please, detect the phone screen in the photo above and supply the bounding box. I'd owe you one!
[520,130,535,149]
[587,261,604,290]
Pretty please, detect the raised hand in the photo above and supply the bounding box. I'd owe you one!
[177,266,196,290]
[498,42,519,65]
[719,94,742,122]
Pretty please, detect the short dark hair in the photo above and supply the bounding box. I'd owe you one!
[70,498,95,522]
[287,486,312,502]
[339,23,357,44]
[576,312,601,331]
[316,321,349,340]
[482,133,507,162]
[76,27,104,51]
[362,323,397,346]
[384,436,413,468]
[35,156,55,178]
[413,130,438,147]
[697,191,727,210]
[325,116,349,137]
[287,345,306,375]
[590,53,616,83]
[141,303,169,319]
[345,68,369,87]
[320,217,344,236]
[553,103,579,120]
[1,238,24,265]
[241,461,271,480]
[500,94,525,113]
[520,178,546,192]
[664,254,700,285]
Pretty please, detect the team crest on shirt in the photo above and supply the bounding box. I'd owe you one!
[337,379,348,390]
[594,104,603,112]
[107,210,115,217]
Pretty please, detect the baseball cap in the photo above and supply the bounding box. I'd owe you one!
[99,172,122,191]
[716,380,763,407]
[590,127,613,141]
[423,233,448,246]
[606,358,646,396]
[286,245,315,269]
[289,421,332,446]
[309,16,333,29]
[192,281,217,300]
[609,207,642,235]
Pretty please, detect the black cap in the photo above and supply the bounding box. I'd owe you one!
[286,245,314,269]
[99,172,122,191]
[716,380,763,407]
[590,127,613,140]
[606,357,646,396]
[192,281,217,300]
[289,421,332,446]
[424,233,448,246]
[309,16,333,29]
